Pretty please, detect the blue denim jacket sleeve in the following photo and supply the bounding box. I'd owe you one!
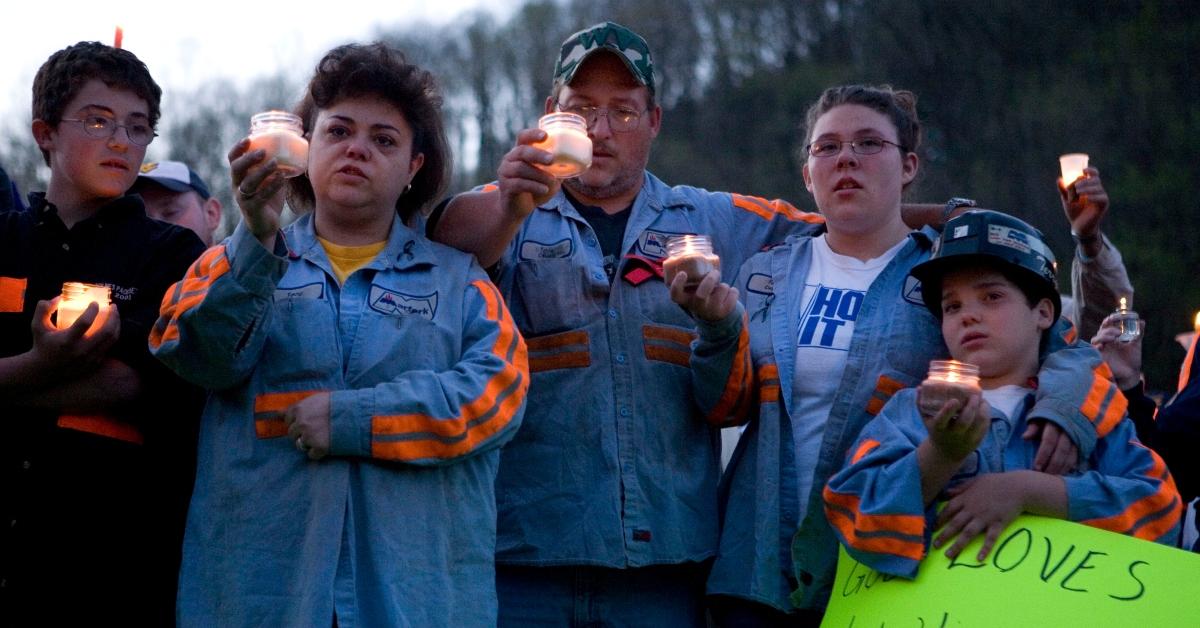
[149,221,287,390]
[690,302,753,427]
[327,274,528,465]
[1029,319,1126,461]
[823,389,930,579]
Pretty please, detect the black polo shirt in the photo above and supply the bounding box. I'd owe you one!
[0,193,206,625]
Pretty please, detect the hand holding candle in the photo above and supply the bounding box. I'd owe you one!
[56,282,112,331]
[1113,296,1140,343]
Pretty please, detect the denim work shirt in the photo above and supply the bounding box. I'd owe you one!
[696,227,1124,613]
[150,215,528,627]
[491,172,824,568]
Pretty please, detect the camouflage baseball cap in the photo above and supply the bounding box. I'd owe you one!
[553,22,655,94]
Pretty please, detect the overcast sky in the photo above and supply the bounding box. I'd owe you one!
[0,0,520,123]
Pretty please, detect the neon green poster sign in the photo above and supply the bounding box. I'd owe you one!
[822,514,1200,627]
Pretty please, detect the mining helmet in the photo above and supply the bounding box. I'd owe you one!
[910,209,1060,319]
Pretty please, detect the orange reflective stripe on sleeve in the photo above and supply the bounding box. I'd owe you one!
[370,280,528,460]
[731,194,825,224]
[57,414,144,445]
[479,183,499,193]
[704,313,753,426]
[0,276,27,312]
[1079,364,1125,437]
[850,439,881,465]
[150,245,231,349]
[823,486,925,561]
[758,364,780,403]
[1179,334,1197,393]
[866,374,907,416]
[253,390,326,439]
[1083,444,1181,539]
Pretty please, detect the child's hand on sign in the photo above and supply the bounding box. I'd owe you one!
[933,470,1068,562]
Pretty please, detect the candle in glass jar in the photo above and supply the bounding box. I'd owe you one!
[663,235,721,288]
[1113,296,1140,343]
[533,112,593,178]
[918,359,981,417]
[248,111,309,178]
[57,282,112,330]
[1059,153,1089,186]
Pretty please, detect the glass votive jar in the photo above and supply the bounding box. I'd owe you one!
[533,112,593,178]
[918,360,981,417]
[1059,153,1089,186]
[663,234,721,289]
[1113,297,1140,343]
[248,111,309,178]
[57,282,112,330]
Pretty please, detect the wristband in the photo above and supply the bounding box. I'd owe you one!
[942,197,976,224]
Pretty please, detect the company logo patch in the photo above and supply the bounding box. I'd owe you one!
[369,286,437,320]
[902,275,925,306]
[745,273,774,295]
[637,230,684,259]
[519,238,573,260]
[274,282,324,302]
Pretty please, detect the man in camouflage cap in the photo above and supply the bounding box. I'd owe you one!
[432,21,830,625]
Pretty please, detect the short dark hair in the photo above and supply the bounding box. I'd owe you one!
[803,84,921,170]
[287,43,449,221]
[31,41,161,166]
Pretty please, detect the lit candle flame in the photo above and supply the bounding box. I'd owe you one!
[1119,296,1128,312]
[114,26,123,49]
[1194,310,1200,332]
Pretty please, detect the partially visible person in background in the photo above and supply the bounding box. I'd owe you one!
[0,163,24,212]
[1093,313,1200,549]
[130,159,222,246]
[1058,166,1133,340]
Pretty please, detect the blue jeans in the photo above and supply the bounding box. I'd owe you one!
[497,562,710,627]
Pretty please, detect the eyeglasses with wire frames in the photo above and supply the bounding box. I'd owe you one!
[60,115,157,146]
[554,102,647,133]
[805,137,904,158]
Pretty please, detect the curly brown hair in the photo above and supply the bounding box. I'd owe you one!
[31,41,161,166]
[287,42,450,221]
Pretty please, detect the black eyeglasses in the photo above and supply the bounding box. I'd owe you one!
[61,115,157,146]
[805,137,903,158]
[555,102,647,133]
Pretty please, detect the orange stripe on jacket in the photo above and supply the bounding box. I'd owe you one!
[1180,334,1197,393]
[57,414,143,444]
[645,345,690,367]
[866,374,907,416]
[704,313,753,426]
[370,280,528,460]
[758,364,780,403]
[530,352,590,372]
[253,390,326,439]
[824,487,925,561]
[850,439,881,465]
[730,194,825,224]
[526,330,589,352]
[642,325,697,346]
[824,486,925,536]
[1079,365,1124,436]
[150,246,231,349]
[1082,445,1181,539]
[0,276,27,312]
